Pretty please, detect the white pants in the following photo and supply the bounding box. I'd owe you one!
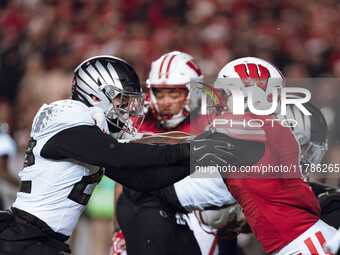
[274,219,338,255]
[187,212,218,255]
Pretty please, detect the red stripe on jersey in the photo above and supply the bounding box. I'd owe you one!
[159,54,168,79]
[186,59,202,76]
[208,237,217,255]
[198,211,206,225]
[165,55,176,79]
[304,237,319,254]
[315,231,334,255]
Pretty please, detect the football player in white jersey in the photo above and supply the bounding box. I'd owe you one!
[0,55,232,255]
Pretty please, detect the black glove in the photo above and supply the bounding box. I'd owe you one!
[191,129,235,167]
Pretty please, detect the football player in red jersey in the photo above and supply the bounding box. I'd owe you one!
[112,51,208,255]
[140,51,203,133]
[203,57,338,255]
[197,99,339,254]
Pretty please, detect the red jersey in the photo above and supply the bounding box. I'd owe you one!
[216,113,321,254]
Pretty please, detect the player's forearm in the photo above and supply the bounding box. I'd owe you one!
[105,164,189,192]
[41,125,190,169]
[112,142,190,168]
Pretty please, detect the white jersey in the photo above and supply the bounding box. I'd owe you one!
[13,99,108,236]
[174,176,236,212]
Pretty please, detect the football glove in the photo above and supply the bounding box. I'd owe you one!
[191,129,235,167]
[109,230,126,255]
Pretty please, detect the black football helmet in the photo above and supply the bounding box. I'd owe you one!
[280,101,328,165]
[71,55,145,134]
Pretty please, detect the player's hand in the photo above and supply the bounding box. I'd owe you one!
[191,129,234,166]
[109,230,126,255]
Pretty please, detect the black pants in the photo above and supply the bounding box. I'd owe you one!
[117,191,201,255]
[0,207,70,255]
[308,181,340,229]
[217,237,248,255]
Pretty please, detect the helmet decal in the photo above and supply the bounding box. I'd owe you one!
[186,59,202,76]
[215,57,285,114]
[234,63,270,91]
[165,54,177,79]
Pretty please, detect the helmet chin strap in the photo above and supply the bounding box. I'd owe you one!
[109,112,133,131]
[159,109,187,129]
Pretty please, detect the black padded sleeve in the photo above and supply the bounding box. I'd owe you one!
[105,164,189,192]
[307,181,338,198]
[41,125,190,169]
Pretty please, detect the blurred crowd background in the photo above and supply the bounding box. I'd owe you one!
[1,0,340,254]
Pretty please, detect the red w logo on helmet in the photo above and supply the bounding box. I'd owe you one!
[234,63,270,91]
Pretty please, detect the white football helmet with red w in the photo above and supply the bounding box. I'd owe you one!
[147,51,203,128]
[214,57,285,114]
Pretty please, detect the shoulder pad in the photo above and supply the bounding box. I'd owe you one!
[31,100,95,138]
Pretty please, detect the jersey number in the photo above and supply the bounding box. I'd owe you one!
[67,168,104,205]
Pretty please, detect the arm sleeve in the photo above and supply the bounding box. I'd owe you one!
[105,164,189,192]
[41,125,190,169]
